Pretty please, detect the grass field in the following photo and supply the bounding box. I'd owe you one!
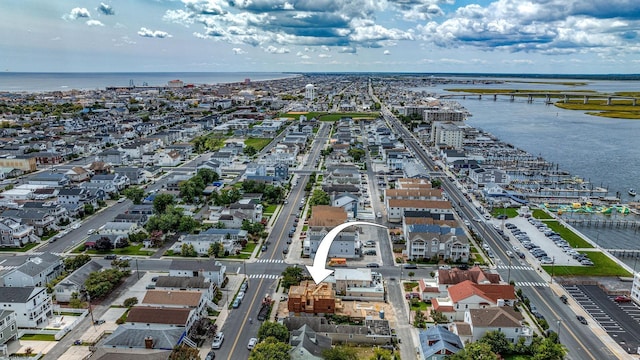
[404,281,419,292]
[542,250,631,277]
[263,204,277,214]
[20,334,56,341]
[555,100,640,119]
[244,137,272,151]
[84,244,155,256]
[491,207,519,218]
[543,221,593,248]
[532,209,554,220]
[444,88,595,95]
[0,242,39,252]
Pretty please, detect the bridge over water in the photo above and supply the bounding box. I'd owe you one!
[440,92,639,106]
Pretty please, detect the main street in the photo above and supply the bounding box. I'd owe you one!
[377,101,618,360]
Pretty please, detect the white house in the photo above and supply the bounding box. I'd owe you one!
[169,259,227,287]
[0,287,53,328]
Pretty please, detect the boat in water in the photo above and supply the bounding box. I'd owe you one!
[629,188,637,197]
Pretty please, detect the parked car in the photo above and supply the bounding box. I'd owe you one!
[94,319,105,325]
[403,264,417,269]
[212,333,224,349]
[559,295,568,304]
[240,282,248,292]
[232,298,241,308]
[247,337,258,350]
[576,315,588,325]
[205,350,216,360]
[366,263,380,268]
[104,254,116,260]
[614,295,632,303]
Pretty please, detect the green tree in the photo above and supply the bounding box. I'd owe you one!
[449,341,499,360]
[123,186,145,204]
[369,348,393,360]
[258,321,289,342]
[181,243,198,257]
[532,337,567,360]
[208,242,223,258]
[153,193,175,214]
[309,189,330,206]
[84,268,129,299]
[322,345,358,360]
[197,168,219,184]
[281,266,305,289]
[123,297,139,307]
[243,145,257,156]
[413,309,426,328]
[248,337,291,360]
[348,148,366,161]
[431,310,448,324]
[64,254,91,272]
[168,344,200,360]
[83,203,95,215]
[480,330,512,355]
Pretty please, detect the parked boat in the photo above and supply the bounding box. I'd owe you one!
[629,188,637,197]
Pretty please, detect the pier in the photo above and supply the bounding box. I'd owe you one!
[565,219,640,230]
[441,92,640,105]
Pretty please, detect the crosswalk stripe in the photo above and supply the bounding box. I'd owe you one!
[256,259,285,263]
[515,282,549,287]
[496,265,534,271]
[248,274,281,279]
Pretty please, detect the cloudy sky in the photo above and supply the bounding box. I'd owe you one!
[1,0,639,73]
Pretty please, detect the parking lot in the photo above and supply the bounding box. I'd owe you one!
[493,217,585,266]
[564,284,640,354]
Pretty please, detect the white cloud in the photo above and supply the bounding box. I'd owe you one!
[138,27,172,38]
[233,48,247,54]
[383,49,390,55]
[98,3,115,16]
[64,7,91,20]
[318,53,332,58]
[86,20,104,27]
[263,45,290,54]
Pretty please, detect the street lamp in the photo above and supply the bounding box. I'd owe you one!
[556,319,562,343]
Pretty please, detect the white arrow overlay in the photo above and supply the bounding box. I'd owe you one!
[306,221,387,284]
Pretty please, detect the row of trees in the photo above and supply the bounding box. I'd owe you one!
[241,180,285,204]
[179,168,220,204]
[84,267,130,299]
[450,330,566,360]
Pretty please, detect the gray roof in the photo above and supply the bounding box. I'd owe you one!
[419,325,464,358]
[90,348,171,360]
[102,324,184,350]
[290,324,332,358]
[58,260,103,288]
[0,287,42,303]
[15,254,61,277]
[154,276,210,289]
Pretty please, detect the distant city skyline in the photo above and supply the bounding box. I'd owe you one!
[2,0,640,74]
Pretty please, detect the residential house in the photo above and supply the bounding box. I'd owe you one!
[289,324,332,360]
[469,166,510,186]
[100,222,140,236]
[175,229,247,256]
[114,167,147,185]
[0,156,36,172]
[113,213,148,226]
[431,280,517,321]
[0,218,37,248]
[169,259,226,288]
[0,310,18,349]
[387,199,453,223]
[418,266,502,301]
[282,317,393,346]
[288,281,337,315]
[0,287,52,328]
[405,224,469,263]
[54,260,103,303]
[28,171,69,188]
[103,308,192,350]
[65,167,91,183]
[228,202,263,223]
[305,206,359,259]
[197,160,222,177]
[274,163,289,181]
[419,325,464,360]
[452,307,533,345]
[153,276,215,304]
[90,173,129,191]
[22,201,69,224]
[57,188,94,215]
[333,268,384,301]
[84,234,129,250]
[2,253,63,287]
[0,208,56,236]
[89,161,113,175]
[156,150,182,167]
[96,148,125,165]
[129,204,154,216]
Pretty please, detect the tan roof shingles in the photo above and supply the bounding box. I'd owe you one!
[388,199,452,210]
[469,307,523,328]
[308,205,347,227]
[142,290,203,306]
[126,306,192,325]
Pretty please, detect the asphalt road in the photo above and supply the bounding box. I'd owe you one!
[379,105,618,360]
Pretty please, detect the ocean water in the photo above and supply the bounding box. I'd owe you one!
[0,72,300,92]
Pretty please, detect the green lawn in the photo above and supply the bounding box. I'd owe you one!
[409,301,429,311]
[543,250,631,277]
[403,281,418,292]
[263,204,277,214]
[84,244,155,256]
[0,242,39,252]
[491,207,519,218]
[532,209,554,220]
[543,221,593,248]
[20,334,56,341]
[244,137,272,151]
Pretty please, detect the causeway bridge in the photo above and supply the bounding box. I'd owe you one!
[440,92,640,106]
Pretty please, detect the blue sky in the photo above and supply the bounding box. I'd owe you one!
[1,0,639,73]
